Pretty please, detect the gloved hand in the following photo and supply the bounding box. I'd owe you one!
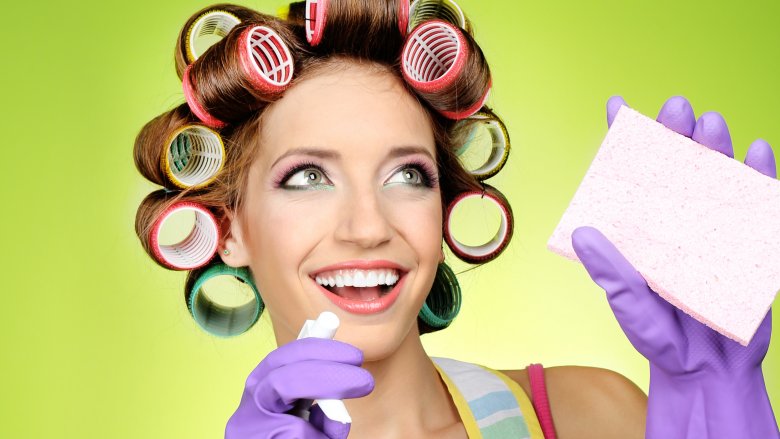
[572,96,779,438]
[225,337,374,439]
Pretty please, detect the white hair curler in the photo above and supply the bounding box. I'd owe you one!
[186,10,241,63]
[408,0,466,32]
[444,185,514,264]
[238,25,295,93]
[162,125,225,189]
[150,201,220,270]
[454,111,510,181]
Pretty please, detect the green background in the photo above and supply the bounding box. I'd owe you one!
[2,0,778,436]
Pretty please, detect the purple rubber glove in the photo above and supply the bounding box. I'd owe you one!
[225,337,374,439]
[573,96,779,438]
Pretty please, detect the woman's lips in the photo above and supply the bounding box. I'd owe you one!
[314,275,406,314]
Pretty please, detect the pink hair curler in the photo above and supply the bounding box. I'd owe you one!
[444,184,514,264]
[237,25,295,93]
[304,0,329,46]
[401,19,488,119]
[398,0,411,36]
[161,125,226,189]
[402,19,466,93]
[439,83,490,120]
[182,65,226,129]
[149,201,220,270]
[185,9,241,64]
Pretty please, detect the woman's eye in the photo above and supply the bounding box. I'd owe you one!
[386,167,425,186]
[282,167,332,189]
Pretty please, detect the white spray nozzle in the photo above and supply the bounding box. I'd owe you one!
[296,312,352,424]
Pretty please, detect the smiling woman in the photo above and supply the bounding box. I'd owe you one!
[130,1,777,438]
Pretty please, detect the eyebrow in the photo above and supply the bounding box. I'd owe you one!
[270,145,435,168]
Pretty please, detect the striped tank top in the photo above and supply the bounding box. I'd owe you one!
[432,357,557,439]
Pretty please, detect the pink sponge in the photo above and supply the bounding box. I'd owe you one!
[548,106,780,346]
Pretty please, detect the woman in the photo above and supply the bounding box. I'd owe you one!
[133,1,778,437]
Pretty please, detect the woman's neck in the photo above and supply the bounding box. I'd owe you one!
[343,327,465,439]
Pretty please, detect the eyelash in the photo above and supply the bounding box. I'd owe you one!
[274,160,439,189]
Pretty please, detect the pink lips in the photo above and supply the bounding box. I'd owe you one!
[311,260,407,315]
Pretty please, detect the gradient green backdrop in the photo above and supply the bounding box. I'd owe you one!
[2,0,778,436]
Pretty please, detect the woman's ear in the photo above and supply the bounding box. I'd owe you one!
[219,209,252,267]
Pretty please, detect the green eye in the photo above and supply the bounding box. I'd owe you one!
[386,167,425,186]
[282,167,333,189]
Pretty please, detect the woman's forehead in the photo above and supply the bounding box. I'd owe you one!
[257,64,436,161]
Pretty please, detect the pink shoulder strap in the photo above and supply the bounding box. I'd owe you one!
[527,363,557,439]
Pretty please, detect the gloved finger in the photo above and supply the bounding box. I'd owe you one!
[606,95,628,128]
[571,226,683,365]
[310,405,351,439]
[225,403,330,439]
[656,96,695,137]
[743,139,776,178]
[692,112,734,158]
[267,420,332,439]
[248,338,364,386]
[254,360,374,412]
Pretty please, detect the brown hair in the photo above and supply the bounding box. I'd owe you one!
[134,1,498,334]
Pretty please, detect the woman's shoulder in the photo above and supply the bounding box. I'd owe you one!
[499,365,647,439]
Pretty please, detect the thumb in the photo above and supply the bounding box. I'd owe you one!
[572,226,682,365]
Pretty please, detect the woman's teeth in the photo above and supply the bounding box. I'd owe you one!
[314,269,400,288]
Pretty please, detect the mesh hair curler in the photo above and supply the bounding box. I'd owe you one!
[454,111,510,181]
[186,263,263,337]
[149,201,220,270]
[408,0,466,32]
[185,10,241,63]
[444,184,514,263]
[401,19,490,120]
[237,25,295,93]
[161,125,225,189]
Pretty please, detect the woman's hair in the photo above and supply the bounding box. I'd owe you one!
[133,0,500,335]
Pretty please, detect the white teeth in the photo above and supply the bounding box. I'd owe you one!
[314,268,401,288]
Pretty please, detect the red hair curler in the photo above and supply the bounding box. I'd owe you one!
[237,25,295,93]
[444,184,514,264]
[401,19,490,120]
[182,65,226,129]
[305,0,329,46]
[149,201,220,270]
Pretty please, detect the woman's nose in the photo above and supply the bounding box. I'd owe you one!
[334,190,393,249]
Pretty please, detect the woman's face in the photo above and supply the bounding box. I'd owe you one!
[225,63,443,360]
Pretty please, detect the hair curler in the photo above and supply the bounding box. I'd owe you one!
[183,24,294,128]
[401,19,490,120]
[407,0,466,32]
[186,263,262,337]
[444,184,514,263]
[161,125,225,189]
[185,10,241,63]
[454,110,510,181]
[149,201,220,270]
[237,25,295,94]
[304,0,329,46]
[182,65,227,129]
